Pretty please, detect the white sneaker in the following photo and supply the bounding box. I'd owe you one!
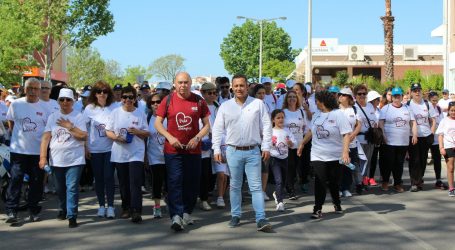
[276,202,285,212]
[44,185,50,194]
[200,201,212,211]
[171,215,184,231]
[342,190,352,197]
[263,191,270,201]
[97,207,106,217]
[272,191,278,205]
[106,207,115,219]
[182,213,194,225]
[339,191,343,197]
[216,197,225,208]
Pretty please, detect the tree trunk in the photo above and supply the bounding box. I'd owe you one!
[381,0,394,82]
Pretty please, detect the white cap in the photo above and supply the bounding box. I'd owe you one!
[367,90,381,102]
[339,87,354,98]
[156,81,172,90]
[285,80,296,88]
[80,90,90,98]
[58,88,75,100]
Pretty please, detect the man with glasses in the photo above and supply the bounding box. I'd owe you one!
[407,82,437,192]
[40,80,60,114]
[4,78,49,223]
[112,84,123,108]
[216,76,232,104]
[155,72,210,231]
[438,89,451,117]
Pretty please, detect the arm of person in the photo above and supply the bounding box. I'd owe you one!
[439,134,446,156]
[39,132,51,169]
[7,120,14,135]
[154,115,183,149]
[297,131,312,156]
[350,120,362,142]
[302,101,313,121]
[378,119,387,144]
[341,133,351,164]
[127,127,150,140]
[212,107,225,163]
[430,117,436,134]
[106,130,126,143]
[411,120,418,145]
[260,102,273,161]
[56,118,87,141]
[187,115,210,150]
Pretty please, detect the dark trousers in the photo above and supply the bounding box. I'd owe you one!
[79,159,93,187]
[341,147,361,190]
[150,164,167,200]
[165,153,201,218]
[300,141,312,184]
[430,144,442,180]
[114,161,144,213]
[381,145,407,185]
[286,149,301,193]
[369,146,380,178]
[408,136,432,186]
[5,153,44,214]
[91,152,115,207]
[200,157,212,201]
[270,157,287,203]
[311,161,341,211]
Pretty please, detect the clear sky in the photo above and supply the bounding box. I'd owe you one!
[91,0,443,81]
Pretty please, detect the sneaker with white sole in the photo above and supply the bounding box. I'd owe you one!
[263,191,270,201]
[153,207,162,218]
[97,207,106,217]
[272,191,278,205]
[171,215,184,231]
[182,213,194,225]
[106,207,115,219]
[216,197,225,208]
[200,201,212,211]
[449,189,455,197]
[276,202,285,212]
[342,190,352,197]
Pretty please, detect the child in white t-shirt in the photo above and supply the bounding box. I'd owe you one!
[270,109,297,212]
[435,101,455,196]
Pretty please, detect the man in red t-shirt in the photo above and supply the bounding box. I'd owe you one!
[155,72,210,232]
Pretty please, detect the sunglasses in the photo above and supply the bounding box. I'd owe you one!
[59,98,73,102]
[356,92,367,96]
[96,89,108,94]
[220,86,230,89]
[122,95,135,100]
[206,91,217,96]
[339,94,351,97]
[150,100,161,105]
[41,87,51,90]
[449,102,455,107]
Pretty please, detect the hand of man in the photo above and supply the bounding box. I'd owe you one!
[168,136,184,149]
[186,137,200,150]
[262,151,270,162]
[214,153,222,163]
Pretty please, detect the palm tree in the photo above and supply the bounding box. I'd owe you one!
[381,0,395,82]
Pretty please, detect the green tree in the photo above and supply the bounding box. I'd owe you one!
[149,54,185,82]
[220,20,298,81]
[67,46,105,88]
[333,70,349,86]
[123,65,152,84]
[103,59,124,86]
[262,59,295,82]
[1,0,114,81]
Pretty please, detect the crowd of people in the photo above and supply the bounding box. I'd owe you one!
[1,73,454,233]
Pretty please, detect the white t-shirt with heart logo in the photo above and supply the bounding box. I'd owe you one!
[380,104,415,146]
[7,98,48,155]
[435,116,455,149]
[107,107,148,163]
[283,109,308,149]
[147,115,166,165]
[45,110,87,167]
[354,102,378,144]
[83,104,115,153]
[41,99,60,115]
[310,109,352,162]
[271,127,297,159]
[407,100,437,137]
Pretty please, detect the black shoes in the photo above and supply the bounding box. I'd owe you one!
[311,210,322,219]
[27,213,40,222]
[68,218,78,228]
[131,212,142,223]
[5,211,18,224]
[334,204,343,214]
[228,216,240,228]
[256,219,272,232]
[57,211,67,220]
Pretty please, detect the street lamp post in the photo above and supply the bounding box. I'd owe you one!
[237,16,287,81]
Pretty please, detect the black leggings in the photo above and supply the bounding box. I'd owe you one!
[150,164,167,200]
[408,136,432,185]
[369,146,380,178]
[430,144,442,180]
[311,161,341,211]
[199,158,212,201]
[381,145,407,185]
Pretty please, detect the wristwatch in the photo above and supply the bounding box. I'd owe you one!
[195,136,200,142]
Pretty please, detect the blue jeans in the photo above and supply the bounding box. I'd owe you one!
[270,157,288,203]
[164,154,201,219]
[91,152,115,207]
[5,153,44,214]
[53,165,83,219]
[226,146,265,222]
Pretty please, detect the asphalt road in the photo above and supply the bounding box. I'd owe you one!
[0,161,454,250]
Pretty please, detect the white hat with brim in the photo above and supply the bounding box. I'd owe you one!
[339,87,354,98]
[367,90,381,102]
[58,88,75,101]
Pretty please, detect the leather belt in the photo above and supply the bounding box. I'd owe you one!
[228,145,257,151]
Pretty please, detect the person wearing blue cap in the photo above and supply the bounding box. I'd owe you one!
[438,88,451,117]
[407,82,437,192]
[260,77,277,112]
[378,87,418,193]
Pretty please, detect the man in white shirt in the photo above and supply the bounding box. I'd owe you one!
[212,74,273,232]
[5,78,48,223]
[40,80,60,115]
[261,77,277,112]
[438,89,451,117]
[216,76,232,104]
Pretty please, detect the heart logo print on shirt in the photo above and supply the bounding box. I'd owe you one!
[447,128,455,144]
[394,117,407,127]
[276,142,287,155]
[288,123,301,134]
[316,125,330,139]
[22,117,37,132]
[95,124,107,137]
[119,128,128,137]
[415,114,427,125]
[155,133,165,145]
[176,112,192,128]
[56,128,72,143]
